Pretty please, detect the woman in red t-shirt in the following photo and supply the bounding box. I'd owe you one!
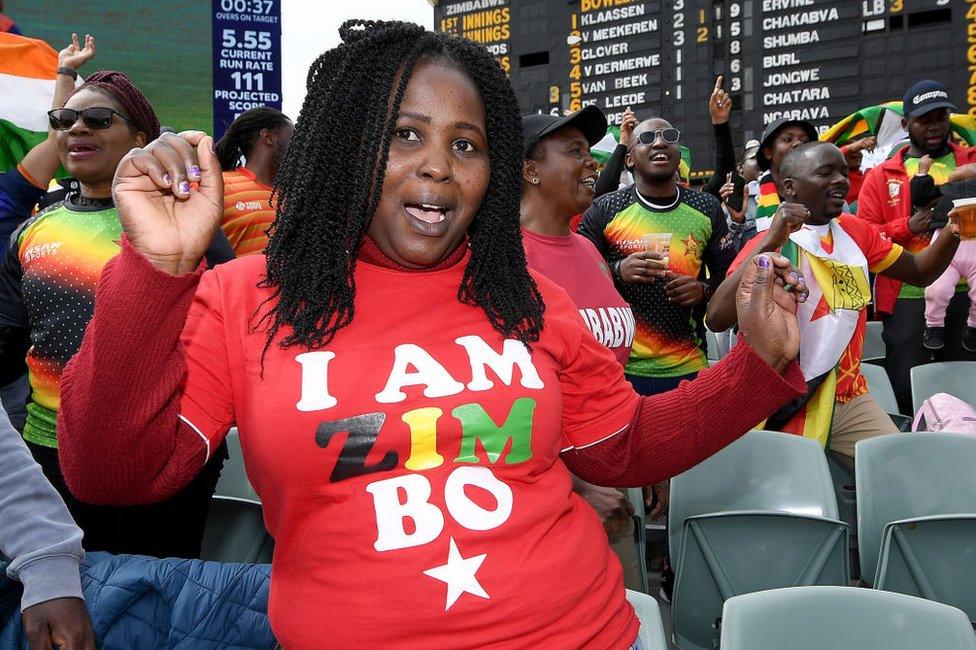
[58,21,807,649]
[520,106,648,589]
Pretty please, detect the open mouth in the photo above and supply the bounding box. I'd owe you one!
[405,203,449,224]
[581,175,597,190]
[826,188,847,201]
[403,200,456,237]
[650,152,670,166]
[67,141,101,158]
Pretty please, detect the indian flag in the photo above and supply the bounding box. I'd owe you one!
[0,33,59,173]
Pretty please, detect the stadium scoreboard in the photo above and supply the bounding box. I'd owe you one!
[435,0,966,177]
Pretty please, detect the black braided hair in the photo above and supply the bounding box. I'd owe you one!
[215,106,291,171]
[256,19,544,356]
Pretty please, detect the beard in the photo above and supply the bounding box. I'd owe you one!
[911,132,949,156]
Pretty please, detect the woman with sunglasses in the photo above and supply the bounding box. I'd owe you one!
[57,22,805,648]
[0,70,226,559]
[1,34,96,435]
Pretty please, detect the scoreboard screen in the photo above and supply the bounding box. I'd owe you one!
[435,0,965,178]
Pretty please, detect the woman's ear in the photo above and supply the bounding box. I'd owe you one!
[134,132,148,148]
[523,159,539,186]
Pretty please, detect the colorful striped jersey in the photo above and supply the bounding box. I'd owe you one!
[580,186,736,378]
[1,197,121,447]
[221,166,273,257]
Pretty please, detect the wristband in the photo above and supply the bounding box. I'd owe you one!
[700,282,714,300]
[57,66,78,80]
[612,259,623,280]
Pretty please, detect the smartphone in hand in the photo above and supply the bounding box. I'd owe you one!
[726,171,746,213]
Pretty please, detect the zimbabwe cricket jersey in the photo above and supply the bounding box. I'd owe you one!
[579,186,735,378]
[0,196,121,447]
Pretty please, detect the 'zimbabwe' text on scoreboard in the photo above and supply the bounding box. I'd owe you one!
[435,0,965,178]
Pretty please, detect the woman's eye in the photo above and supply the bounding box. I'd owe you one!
[396,128,420,141]
[454,139,477,153]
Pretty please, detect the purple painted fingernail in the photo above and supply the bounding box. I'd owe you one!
[189,165,201,179]
[163,173,171,184]
[757,255,770,269]
[179,181,190,194]
[789,271,799,282]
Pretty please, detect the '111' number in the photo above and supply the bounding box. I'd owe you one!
[231,71,264,91]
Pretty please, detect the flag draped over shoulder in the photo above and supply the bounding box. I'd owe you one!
[765,222,870,448]
[0,33,59,173]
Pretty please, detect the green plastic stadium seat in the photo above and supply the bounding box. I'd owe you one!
[719,586,976,650]
[626,487,649,594]
[862,320,885,362]
[910,361,976,414]
[859,361,900,415]
[215,428,261,503]
[827,452,858,561]
[669,430,838,565]
[668,431,846,650]
[672,512,848,650]
[875,514,976,623]
[625,589,668,650]
[200,496,274,564]
[856,432,976,587]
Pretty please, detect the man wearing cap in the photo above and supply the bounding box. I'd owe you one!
[858,80,976,414]
[579,117,735,398]
[753,118,819,233]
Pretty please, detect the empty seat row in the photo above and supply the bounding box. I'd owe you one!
[668,429,976,649]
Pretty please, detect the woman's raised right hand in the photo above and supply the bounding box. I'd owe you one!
[112,131,223,275]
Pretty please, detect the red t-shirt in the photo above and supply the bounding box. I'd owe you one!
[522,228,635,366]
[730,215,901,401]
[179,251,641,648]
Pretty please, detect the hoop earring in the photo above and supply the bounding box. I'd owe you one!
[530,178,540,185]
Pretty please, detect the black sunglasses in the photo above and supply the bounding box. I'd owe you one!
[636,128,681,145]
[48,107,134,131]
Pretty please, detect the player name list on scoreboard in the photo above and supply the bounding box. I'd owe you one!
[742,0,862,136]
[436,0,965,173]
[570,1,663,124]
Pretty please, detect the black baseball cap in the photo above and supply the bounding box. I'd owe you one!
[757,117,818,171]
[522,105,608,158]
[903,79,956,118]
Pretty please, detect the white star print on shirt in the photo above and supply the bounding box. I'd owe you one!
[422,537,489,610]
